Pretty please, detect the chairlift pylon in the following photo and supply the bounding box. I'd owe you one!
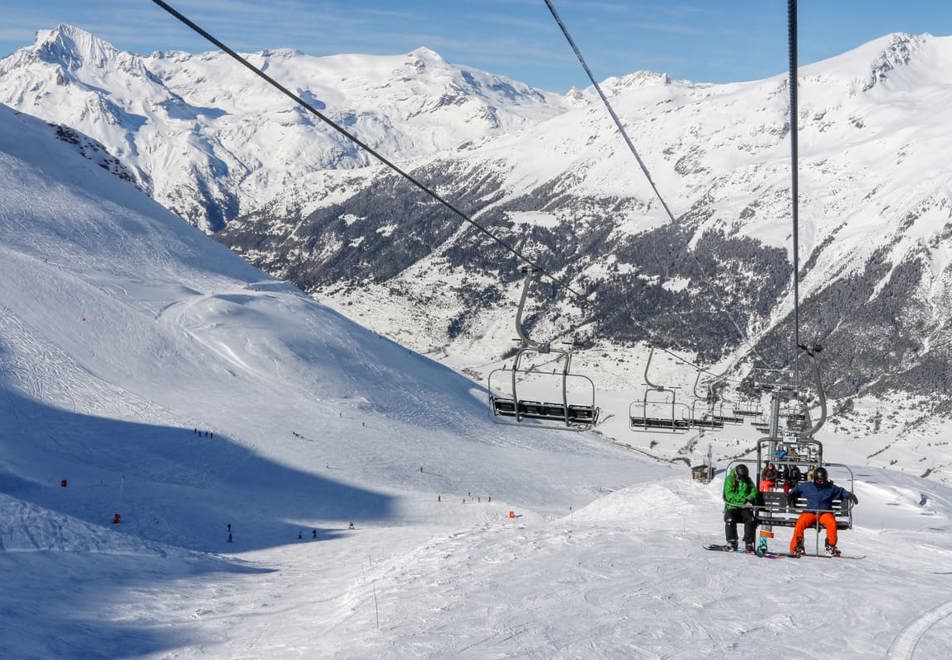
[488,265,598,430]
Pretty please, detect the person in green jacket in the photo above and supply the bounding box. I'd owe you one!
[723,463,758,552]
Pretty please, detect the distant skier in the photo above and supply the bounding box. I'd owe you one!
[787,466,858,557]
[312,529,317,539]
[723,464,758,552]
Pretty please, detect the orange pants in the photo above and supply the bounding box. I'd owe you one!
[789,512,837,553]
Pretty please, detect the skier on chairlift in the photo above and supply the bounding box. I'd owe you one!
[723,464,758,553]
[784,464,802,494]
[759,462,778,492]
[787,466,858,557]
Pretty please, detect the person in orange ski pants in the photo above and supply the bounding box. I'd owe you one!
[787,466,858,557]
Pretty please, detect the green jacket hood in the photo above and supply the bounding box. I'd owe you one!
[723,468,757,509]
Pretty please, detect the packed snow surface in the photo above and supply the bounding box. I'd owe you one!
[2,100,952,658]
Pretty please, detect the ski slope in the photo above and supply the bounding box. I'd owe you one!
[1,104,952,658]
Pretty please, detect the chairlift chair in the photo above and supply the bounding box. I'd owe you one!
[628,347,692,432]
[488,266,598,431]
[733,397,763,418]
[629,389,692,432]
[688,371,726,430]
[710,399,744,425]
[727,445,854,533]
[741,345,852,554]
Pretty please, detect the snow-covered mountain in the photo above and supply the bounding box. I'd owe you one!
[5,25,952,479]
[0,24,563,231]
[4,91,952,660]
[218,31,952,461]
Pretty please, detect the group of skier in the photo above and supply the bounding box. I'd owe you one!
[722,462,858,557]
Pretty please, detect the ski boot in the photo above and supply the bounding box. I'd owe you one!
[789,538,804,558]
[745,543,756,554]
[728,540,738,552]
[825,540,841,557]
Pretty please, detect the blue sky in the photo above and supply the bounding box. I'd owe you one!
[2,1,951,91]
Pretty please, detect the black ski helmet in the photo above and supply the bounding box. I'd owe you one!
[735,464,749,479]
[814,466,828,482]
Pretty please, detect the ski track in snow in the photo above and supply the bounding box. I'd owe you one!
[888,599,952,660]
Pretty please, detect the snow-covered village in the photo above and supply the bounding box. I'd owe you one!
[2,1,952,657]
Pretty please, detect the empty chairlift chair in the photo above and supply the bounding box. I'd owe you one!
[629,347,692,432]
[710,398,744,425]
[734,397,763,418]
[488,266,598,430]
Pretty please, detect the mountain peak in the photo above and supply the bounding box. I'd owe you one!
[603,70,671,92]
[405,47,445,70]
[409,47,443,60]
[861,32,929,91]
[32,24,120,70]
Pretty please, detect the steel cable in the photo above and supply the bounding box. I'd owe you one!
[543,0,769,373]
[152,0,747,387]
[152,0,585,300]
[788,0,802,391]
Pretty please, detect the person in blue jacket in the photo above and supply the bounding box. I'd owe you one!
[787,466,858,557]
[723,464,758,552]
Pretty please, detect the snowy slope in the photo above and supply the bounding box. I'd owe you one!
[0,103,665,654]
[0,101,660,544]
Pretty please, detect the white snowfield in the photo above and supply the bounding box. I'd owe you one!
[1,104,952,659]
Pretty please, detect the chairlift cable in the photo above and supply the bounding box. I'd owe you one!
[543,0,768,372]
[151,0,585,300]
[788,0,802,392]
[153,0,748,389]
[543,0,675,223]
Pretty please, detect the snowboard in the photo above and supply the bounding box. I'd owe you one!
[703,544,863,560]
[703,544,784,558]
[790,552,866,560]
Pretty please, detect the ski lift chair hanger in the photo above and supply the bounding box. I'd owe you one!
[629,346,692,432]
[709,387,744,425]
[688,371,725,430]
[488,266,598,430]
